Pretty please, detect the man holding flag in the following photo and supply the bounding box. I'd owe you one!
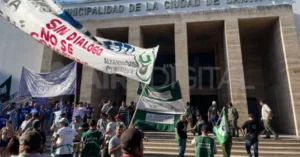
[213,106,232,157]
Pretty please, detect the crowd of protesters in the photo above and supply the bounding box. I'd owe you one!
[0,99,140,157]
[176,100,279,157]
[0,98,280,157]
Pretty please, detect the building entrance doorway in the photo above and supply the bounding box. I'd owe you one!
[190,94,218,130]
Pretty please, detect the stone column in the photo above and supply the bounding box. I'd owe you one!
[224,19,248,125]
[175,23,190,103]
[126,26,142,104]
[79,29,102,118]
[40,47,54,73]
[280,14,300,136]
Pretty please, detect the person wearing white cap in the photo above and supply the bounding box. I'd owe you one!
[207,101,220,126]
[53,118,78,157]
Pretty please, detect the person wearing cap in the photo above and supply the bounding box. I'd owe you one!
[109,125,124,157]
[208,101,220,126]
[192,125,217,157]
[80,120,104,157]
[25,120,46,154]
[70,115,83,157]
[53,118,78,157]
[241,114,263,157]
[120,128,144,157]
[18,130,44,157]
[51,113,67,134]
[175,114,188,157]
[115,115,126,129]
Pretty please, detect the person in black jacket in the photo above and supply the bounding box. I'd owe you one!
[188,114,205,136]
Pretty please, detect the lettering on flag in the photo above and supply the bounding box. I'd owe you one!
[146,113,174,124]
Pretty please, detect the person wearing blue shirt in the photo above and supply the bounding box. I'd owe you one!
[8,107,19,131]
[20,102,31,123]
[87,103,94,117]
[30,103,40,116]
[44,104,53,132]
[0,109,9,129]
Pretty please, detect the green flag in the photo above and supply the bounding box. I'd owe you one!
[0,75,12,103]
[213,109,229,146]
[133,81,185,132]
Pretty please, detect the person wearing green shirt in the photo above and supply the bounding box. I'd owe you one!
[192,125,217,157]
[227,102,239,137]
[81,119,105,157]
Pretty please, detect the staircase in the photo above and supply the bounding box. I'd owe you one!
[143,132,300,157]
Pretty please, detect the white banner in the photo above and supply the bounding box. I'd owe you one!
[138,96,184,114]
[0,0,158,84]
[146,113,174,124]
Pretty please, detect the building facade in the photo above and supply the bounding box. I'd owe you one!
[1,0,300,135]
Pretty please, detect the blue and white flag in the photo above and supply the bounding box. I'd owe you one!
[19,62,77,98]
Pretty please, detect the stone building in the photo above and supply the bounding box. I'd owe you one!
[38,0,300,135]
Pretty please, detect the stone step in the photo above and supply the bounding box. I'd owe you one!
[144,135,300,142]
[147,139,300,146]
[143,142,300,150]
[143,151,300,157]
[144,146,300,156]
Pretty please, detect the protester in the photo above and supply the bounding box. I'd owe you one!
[86,103,94,118]
[259,100,278,139]
[22,113,39,132]
[44,104,53,133]
[188,114,205,136]
[103,116,117,157]
[120,128,144,157]
[20,113,32,133]
[80,120,104,157]
[51,113,66,134]
[118,101,129,127]
[227,102,239,137]
[8,103,19,131]
[0,120,14,153]
[18,130,44,157]
[109,125,124,157]
[128,101,135,122]
[208,101,220,126]
[30,103,40,116]
[175,114,188,157]
[0,109,9,129]
[70,115,83,157]
[20,102,31,124]
[102,100,112,114]
[97,113,107,134]
[241,114,263,157]
[6,137,19,157]
[53,118,78,157]
[39,105,45,132]
[107,102,118,117]
[192,125,217,157]
[26,120,46,154]
[115,115,126,129]
[185,102,193,128]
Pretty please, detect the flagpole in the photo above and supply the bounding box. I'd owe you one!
[214,107,225,127]
[129,83,148,128]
